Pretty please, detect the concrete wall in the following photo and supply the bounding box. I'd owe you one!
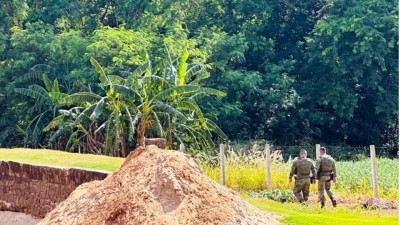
[0,161,109,218]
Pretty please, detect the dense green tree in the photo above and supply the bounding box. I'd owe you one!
[0,0,397,155]
[301,0,398,147]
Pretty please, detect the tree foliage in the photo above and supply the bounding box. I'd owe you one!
[0,0,397,155]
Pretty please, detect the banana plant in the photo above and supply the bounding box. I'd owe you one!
[129,50,227,149]
[47,51,227,156]
[14,73,67,147]
[0,118,25,147]
[51,58,139,157]
[44,106,105,154]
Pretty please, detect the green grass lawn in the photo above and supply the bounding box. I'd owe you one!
[0,148,123,171]
[1,148,398,225]
[245,196,398,225]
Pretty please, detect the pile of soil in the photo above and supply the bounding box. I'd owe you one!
[361,198,397,210]
[38,145,281,225]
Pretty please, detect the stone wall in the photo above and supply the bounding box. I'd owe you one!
[0,161,109,218]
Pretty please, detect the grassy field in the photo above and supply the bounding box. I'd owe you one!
[0,148,123,171]
[0,148,398,225]
[245,196,398,225]
[203,147,399,199]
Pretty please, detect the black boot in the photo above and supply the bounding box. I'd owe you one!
[331,198,337,207]
[321,201,325,208]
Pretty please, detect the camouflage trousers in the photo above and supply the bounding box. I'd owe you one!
[293,178,310,202]
[318,175,335,203]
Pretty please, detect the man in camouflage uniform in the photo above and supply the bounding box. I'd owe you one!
[289,149,316,203]
[316,147,337,208]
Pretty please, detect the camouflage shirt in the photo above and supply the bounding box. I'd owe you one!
[316,154,337,177]
[289,157,316,179]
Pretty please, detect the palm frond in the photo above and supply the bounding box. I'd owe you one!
[113,84,141,100]
[30,84,51,96]
[43,115,65,132]
[14,125,26,136]
[20,71,42,82]
[48,121,72,143]
[151,85,226,103]
[19,64,57,82]
[175,123,201,150]
[71,103,97,127]
[108,75,125,85]
[177,50,189,86]
[94,121,106,134]
[32,111,51,141]
[49,92,68,102]
[171,131,183,145]
[151,85,198,102]
[151,110,164,137]
[154,102,187,122]
[59,92,102,105]
[90,57,110,86]
[58,108,81,118]
[129,59,151,80]
[176,98,206,125]
[196,128,215,149]
[65,130,79,152]
[15,85,52,106]
[187,63,211,84]
[141,75,166,85]
[28,100,48,114]
[30,64,57,76]
[24,110,51,146]
[197,87,226,97]
[42,73,52,91]
[51,79,60,93]
[123,106,140,141]
[90,97,106,119]
[205,119,228,140]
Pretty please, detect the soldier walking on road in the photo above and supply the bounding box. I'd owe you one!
[316,147,337,208]
[289,149,316,203]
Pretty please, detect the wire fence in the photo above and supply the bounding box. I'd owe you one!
[220,140,398,161]
[216,143,393,198]
[270,145,397,161]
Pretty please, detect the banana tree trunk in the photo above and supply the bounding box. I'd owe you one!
[119,129,127,157]
[136,118,145,147]
[166,126,172,150]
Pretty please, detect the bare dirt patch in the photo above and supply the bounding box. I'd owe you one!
[0,211,41,225]
[39,145,281,225]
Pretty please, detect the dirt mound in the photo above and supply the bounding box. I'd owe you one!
[38,145,280,225]
[361,198,397,210]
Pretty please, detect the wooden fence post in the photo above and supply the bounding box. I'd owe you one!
[220,144,225,185]
[315,144,321,159]
[370,145,379,198]
[179,143,185,153]
[265,144,272,189]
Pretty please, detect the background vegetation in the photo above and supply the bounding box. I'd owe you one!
[203,144,399,199]
[0,0,398,157]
